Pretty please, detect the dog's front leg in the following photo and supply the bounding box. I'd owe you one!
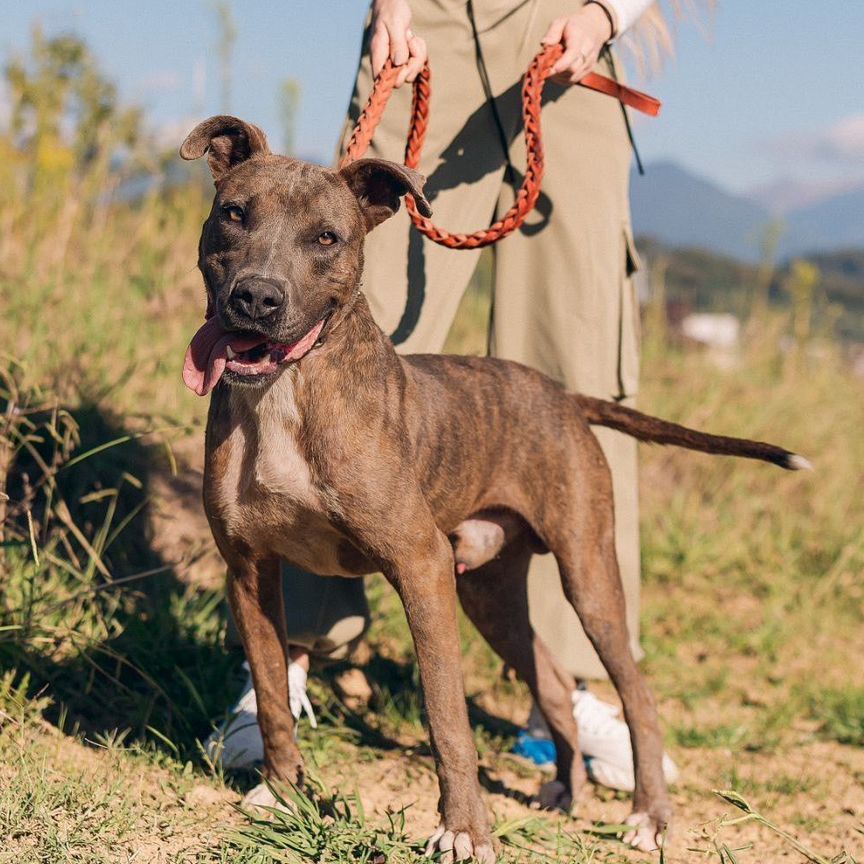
[386,530,495,864]
[225,554,304,805]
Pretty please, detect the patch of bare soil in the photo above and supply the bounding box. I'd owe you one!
[148,433,225,590]
[316,729,864,862]
[1,721,242,864]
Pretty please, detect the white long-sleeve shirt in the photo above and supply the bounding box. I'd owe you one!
[596,0,655,37]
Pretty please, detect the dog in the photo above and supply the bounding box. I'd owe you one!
[180,116,808,862]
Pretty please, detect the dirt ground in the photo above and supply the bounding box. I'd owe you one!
[7,700,861,863]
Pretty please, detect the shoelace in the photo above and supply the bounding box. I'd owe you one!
[288,661,318,728]
[238,661,318,728]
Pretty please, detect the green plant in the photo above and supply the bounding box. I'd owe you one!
[691,791,858,864]
[809,688,864,747]
[234,773,422,864]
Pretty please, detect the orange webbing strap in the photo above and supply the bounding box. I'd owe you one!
[580,70,661,117]
[341,42,661,249]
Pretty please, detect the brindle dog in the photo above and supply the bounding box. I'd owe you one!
[180,116,808,862]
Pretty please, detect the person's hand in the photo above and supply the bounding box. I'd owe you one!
[541,4,614,86]
[370,0,428,88]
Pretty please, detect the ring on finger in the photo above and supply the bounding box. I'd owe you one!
[406,27,415,39]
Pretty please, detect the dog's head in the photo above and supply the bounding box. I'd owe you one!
[179,115,431,395]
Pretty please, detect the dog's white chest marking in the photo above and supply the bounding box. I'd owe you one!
[249,381,318,505]
[213,376,321,523]
[208,375,366,576]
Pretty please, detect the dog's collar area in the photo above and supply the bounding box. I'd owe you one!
[312,304,339,348]
[312,290,360,349]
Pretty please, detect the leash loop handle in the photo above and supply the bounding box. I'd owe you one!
[341,43,660,250]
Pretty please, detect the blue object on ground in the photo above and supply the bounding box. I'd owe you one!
[512,730,556,766]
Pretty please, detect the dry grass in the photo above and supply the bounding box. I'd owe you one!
[1,74,863,862]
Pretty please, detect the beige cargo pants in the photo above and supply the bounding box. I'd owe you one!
[279,0,643,679]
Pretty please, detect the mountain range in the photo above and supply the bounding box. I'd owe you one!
[630,161,864,263]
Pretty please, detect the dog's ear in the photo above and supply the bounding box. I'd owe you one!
[180,115,270,182]
[339,158,432,231]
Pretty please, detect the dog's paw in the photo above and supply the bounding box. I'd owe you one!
[622,810,667,852]
[425,823,496,863]
[242,782,291,814]
[537,779,572,812]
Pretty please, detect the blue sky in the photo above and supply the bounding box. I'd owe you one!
[2,1,862,200]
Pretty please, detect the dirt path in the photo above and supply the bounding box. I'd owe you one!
[9,709,861,863]
[328,736,864,861]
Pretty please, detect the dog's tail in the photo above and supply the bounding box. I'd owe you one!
[574,394,811,471]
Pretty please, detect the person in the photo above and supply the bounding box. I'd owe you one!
[206,0,678,792]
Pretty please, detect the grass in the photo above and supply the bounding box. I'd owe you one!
[231,774,635,864]
[809,688,864,747]
[3,278,862,861]
[233,775,424,864]
[1,67,863,862]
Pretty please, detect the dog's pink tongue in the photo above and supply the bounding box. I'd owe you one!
[182,318,258,397]
[182,317,327,397]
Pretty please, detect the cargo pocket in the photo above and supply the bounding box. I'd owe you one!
[617,225,642,399]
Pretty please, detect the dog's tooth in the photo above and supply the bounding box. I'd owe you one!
[226,346,236,359]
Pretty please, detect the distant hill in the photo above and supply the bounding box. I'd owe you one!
[630,161,864,261]
[748,176,861,215]
[783,190,864,257]
[630,161,772,263]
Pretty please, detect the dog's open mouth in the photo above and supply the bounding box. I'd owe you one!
[225,337,308,377]
[183,316,328,397]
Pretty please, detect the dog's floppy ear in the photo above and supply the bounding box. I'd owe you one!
[339,158,432,231]
[180,115,270,182]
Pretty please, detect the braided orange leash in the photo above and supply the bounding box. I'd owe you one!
[340,43,661,250]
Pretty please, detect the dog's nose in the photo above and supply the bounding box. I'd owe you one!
[230,277,284,321]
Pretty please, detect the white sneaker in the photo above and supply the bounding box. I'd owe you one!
[204,661,317,769]
[573,690,678,792]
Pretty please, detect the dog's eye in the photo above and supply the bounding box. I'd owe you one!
[223,205,245,223]
[318,231,338,247]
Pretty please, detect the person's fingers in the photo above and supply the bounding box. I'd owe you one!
[411,33,428,66]
[552,59,592,86]
[395,33,417,86]
[370,23,390,78]
[400,35,427,85]
[541,15,567,46]
[400,35,428,82]
[550,50,595,86]
[551,21,586,74]
[551,44,581,76]
[551,63,587,86]
[387,21,410,67]
[553,24,599,81]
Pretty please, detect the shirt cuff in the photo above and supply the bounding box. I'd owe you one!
[587,0,620,39]
[594,0,654,38]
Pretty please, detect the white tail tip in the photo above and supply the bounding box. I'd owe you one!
[787,454,813,471]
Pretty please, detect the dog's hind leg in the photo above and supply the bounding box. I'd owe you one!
[455,542,588,811]
[543,436,671,852]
